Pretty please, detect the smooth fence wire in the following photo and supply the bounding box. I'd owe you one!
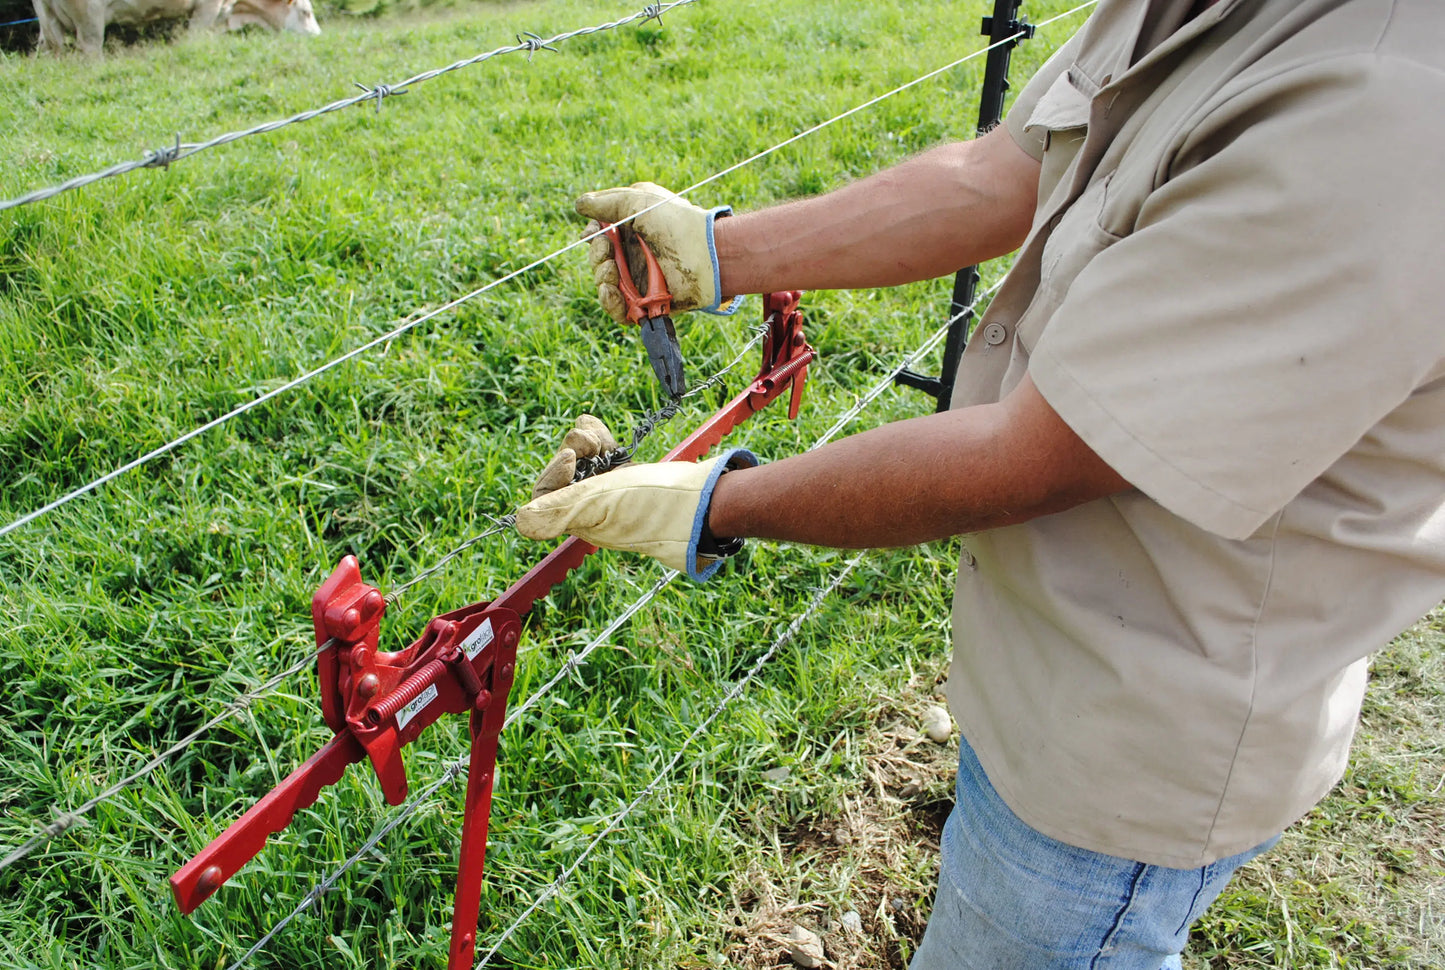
[0,642,325,873]
[0,0,700,213]
[212,273,1004,968]
[473,554,862,967]
[0,321,767,874]
[0,0,1100,543]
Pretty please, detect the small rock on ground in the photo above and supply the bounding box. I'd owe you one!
[786,925,825,968]
[921,705,953,743]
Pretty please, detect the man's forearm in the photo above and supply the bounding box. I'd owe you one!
[714,126,1041,296]
[706,375,1130,548]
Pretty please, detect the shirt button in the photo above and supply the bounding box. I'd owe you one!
[981,322,1008,346]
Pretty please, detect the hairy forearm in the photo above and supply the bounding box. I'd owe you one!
[714,127,1040,296]
[707,376,1130,548]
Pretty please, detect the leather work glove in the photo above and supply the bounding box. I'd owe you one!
[575,181,742,324]
[530,413,626,500]
[518,432,755,582]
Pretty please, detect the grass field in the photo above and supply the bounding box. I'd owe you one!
[0,1,1441,968]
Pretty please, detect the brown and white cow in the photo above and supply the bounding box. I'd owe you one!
[32,0,320,55]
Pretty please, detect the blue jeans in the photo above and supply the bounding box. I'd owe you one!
[910,737,1279,970]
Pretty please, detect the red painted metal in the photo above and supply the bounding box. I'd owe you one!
[170,293,815,968]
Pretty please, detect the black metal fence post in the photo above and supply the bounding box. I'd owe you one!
[895,0,1035,411]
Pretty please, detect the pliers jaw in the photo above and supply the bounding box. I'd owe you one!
[600,221,687,400]
[640,314,686,400]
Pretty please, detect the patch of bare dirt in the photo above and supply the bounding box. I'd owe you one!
[722,670,957,970]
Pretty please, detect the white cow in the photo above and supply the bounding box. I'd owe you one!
[32,0,320,54]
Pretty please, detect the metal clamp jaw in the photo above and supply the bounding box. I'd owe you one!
[752,290,812,420]
[311,556,520,806]
[171,555,519,970]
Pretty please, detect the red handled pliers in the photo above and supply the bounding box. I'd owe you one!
[599,221,686,400]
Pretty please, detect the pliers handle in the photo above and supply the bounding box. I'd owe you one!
[599,220,672,323]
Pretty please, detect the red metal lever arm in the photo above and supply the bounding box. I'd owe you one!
[170,292,816,970]
[171,732,365,913]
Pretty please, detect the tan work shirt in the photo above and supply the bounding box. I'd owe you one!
[947,0,1445,867]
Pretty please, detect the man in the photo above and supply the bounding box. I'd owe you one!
[517,0,1445,965]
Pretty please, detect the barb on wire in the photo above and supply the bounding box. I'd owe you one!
[475,554,863,966]
[0,642,326,874]
[142,134,184,170]
[213,272,1003,967]
[0,1,1098,542]
[0,0,703,213]
[641,3,664,26]
[353,81,409,113]
[516,31,559,60]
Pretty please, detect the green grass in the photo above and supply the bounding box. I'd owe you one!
[0,2,1440,969]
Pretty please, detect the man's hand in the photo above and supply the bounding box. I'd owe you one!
[517,436,756,581]
[576,182,736,324]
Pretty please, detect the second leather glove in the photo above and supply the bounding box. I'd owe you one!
[516,448,755,581]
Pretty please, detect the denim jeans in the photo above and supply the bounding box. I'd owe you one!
[909,737,1279,970]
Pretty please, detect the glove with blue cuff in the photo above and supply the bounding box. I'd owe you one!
[575,182,741,325]
[517,415,753,581]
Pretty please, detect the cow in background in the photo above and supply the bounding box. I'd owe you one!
[32,0,320,54]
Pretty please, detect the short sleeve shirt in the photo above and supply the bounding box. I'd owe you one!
[947,0,1445,867]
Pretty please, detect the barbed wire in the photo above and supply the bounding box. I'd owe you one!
[474,553,862,966]
[0,0,1099,543]
[0,640,326,874]
[0,319,765,876]
[211,272,1003,966]
[0,0,701,213]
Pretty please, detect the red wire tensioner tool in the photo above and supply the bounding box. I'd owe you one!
[170,291,815,969]
[599,220,687,401]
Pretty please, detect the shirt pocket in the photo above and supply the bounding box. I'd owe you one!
[1025,71,1092,206]
[1017,174,1125,352]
